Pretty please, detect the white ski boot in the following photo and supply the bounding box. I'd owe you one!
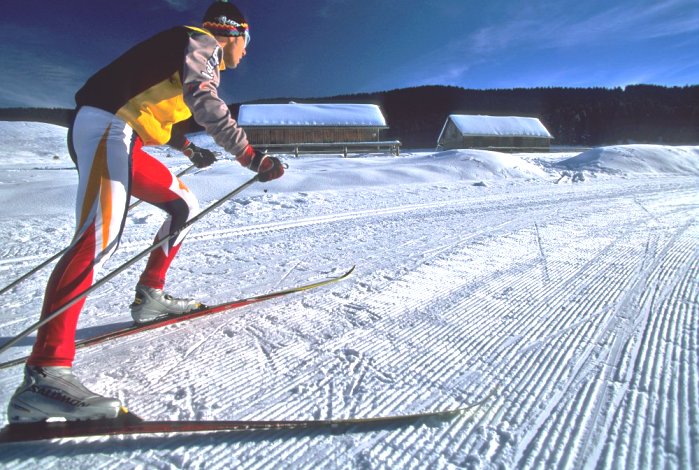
[130,284,204,324]
[7,366,122,423]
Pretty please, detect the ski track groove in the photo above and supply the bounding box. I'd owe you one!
[592,221,693,470]
[599,229,699,469]
[275,195,667,464]
[0,181,672,269]
[1,178,698,468]
[153,184,688,466]
[215,183,687,467]
[511,218,697,468]
[424,199,696,466]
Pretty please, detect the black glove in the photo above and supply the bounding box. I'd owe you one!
[182,141,217,168]
[237,145,285,182]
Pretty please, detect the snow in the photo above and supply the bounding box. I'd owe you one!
[238,103,387,127]
[560,144,699,175]
[446,114,554,138]
[0,121,697,469]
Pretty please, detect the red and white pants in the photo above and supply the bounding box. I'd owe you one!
[29,106,199,366]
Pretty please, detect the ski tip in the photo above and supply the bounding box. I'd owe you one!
[118,406,144,424]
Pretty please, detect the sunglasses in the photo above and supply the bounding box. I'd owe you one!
[230,20,250,47]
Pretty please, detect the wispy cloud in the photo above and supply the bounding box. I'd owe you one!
[0,34,88,108]
[466,0,699,55]
[368,0,698,92]
[544,1,698,48]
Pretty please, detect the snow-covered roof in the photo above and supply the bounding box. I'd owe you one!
[238,103,387,127]
[447,114,553,138]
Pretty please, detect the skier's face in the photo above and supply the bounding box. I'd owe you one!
[220,35,247,69]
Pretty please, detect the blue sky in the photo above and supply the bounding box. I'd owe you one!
[1,0,697,108]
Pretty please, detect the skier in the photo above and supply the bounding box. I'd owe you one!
[8,1,283,423]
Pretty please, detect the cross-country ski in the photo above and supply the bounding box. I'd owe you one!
[0,388,495,444]
[0,267,354,370]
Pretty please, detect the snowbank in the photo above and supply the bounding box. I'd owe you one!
[0,122,76,216]
[184,135,550,197]
[2,122,699,197]
[228,149,548,194]
[0,121,69,169]
[559,144,699,176]
[425,149,548,179]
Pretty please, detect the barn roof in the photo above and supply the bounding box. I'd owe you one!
[447,114,553,138]
[238,103,388,127]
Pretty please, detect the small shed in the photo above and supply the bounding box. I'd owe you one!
[437,114,554,152]
[238,103,400,156]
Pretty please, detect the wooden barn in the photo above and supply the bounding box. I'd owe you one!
[437,114,554,152]
[237,103,400,156]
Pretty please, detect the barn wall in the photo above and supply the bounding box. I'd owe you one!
[461,136,550,151]
[438,118,551,151]
[245,127,381,145]
[437,121,462,148]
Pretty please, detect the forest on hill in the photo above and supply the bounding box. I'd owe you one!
[246,85,699,148]
[2,84,697,148]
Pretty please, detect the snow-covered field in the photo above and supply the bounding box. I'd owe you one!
[0,121,697,469]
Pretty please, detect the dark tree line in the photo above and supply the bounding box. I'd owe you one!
[0,107,74,128]
[2,84,698,148]
[300,85,699,147]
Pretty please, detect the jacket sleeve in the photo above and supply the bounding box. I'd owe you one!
[181,33,249,157]
[167,121,189,150]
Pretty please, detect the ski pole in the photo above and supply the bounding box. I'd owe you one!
[0,174,259,356]
[0,164,198,297]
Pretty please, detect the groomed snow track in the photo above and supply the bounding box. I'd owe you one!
[0,176,697,469]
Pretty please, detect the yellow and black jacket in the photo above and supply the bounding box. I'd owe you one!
[76,26,248,156]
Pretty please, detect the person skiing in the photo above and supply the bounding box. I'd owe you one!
[8,0,283,423]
